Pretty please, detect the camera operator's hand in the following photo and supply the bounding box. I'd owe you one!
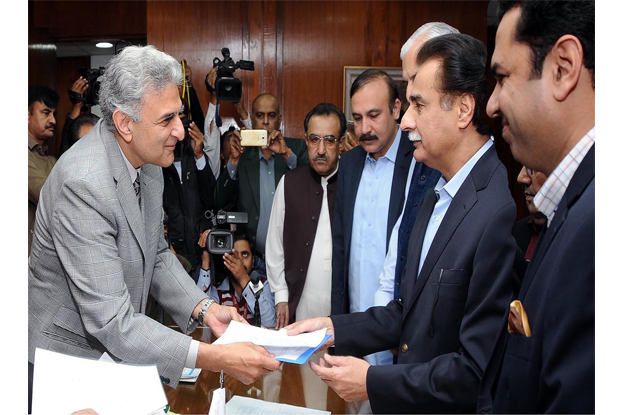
[188,121,204,159]
[234,96,249,122]
[275,302,289,330]
[69,76,89,118]
[266,130,292,160]
[206,67,218,106]
[341,130,359,155]
[198,230,211,273]
[181,59,193,85]
[224,251,250,288]
[228,130,245,166]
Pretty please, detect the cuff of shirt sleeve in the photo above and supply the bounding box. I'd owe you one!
[242,284,256,312]
[373,289,393,308]
[286,151,297,170]
[195,154,207,170]
[185,339,200,369]
[227,160,239,180]
[274,289,289,305]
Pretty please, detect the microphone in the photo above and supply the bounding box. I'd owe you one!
[249,270,264,297]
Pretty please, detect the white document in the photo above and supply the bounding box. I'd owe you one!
[32,348,167,415]
[180,367,202,383]
[226,395,330,415]
[209,388,226,415]
[213,321,328,364]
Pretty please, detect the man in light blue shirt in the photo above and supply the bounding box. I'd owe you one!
[331,70,424,368]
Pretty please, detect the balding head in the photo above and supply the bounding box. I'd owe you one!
[251,93,282,133]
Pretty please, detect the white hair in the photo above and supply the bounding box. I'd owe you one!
[99,45,183,133]
[400,22,460,60]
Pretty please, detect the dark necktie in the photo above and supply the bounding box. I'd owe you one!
[133,175,141,208]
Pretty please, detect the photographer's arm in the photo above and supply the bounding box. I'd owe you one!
[202,67,221,179]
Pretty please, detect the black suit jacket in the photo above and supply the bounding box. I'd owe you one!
[213,138,308,250]
[331,130,414,315]
[331,145,517,413]
[478,145,595,414]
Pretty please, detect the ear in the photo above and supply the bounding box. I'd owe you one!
[112,109,133,144]
[391,98,402,121]
[549,34,584,101]
[457,93,475,130]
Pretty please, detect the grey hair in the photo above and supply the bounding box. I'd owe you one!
[400,22,460,60]
[99,45,183,133]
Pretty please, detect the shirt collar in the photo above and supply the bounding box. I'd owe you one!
[435,138,494,199]
[116,141,141,183]
[321,162,339,185]
[534,126,595,226]
[366,126,401,164]
[28,135,43,151]
[258,149,275,161]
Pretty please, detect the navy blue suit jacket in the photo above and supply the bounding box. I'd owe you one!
[331,130,417,315]
[478,145,595,414]
[331,145,517,413]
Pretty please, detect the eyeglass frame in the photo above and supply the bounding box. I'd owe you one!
[305,133,341,146]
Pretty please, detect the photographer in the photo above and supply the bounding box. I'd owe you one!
[162,105,216,271]
[58,76,89,156]
[194,231,276,328]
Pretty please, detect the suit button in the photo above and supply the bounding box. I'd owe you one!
[420,175,426,181]
[401,344,409,353]
[316,191,320,195]
[401,255,405,260]
[255,216,259,221]
[305,242,310,246]
[300,269,304,272]
[312,216,316,221]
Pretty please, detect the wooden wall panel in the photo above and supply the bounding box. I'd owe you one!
[147,1,489,139]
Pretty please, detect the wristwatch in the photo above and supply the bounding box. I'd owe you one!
[197,298,216,325]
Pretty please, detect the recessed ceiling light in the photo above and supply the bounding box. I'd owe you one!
[96,42,113,49]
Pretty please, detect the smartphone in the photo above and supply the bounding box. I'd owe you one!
[240,129,268,146]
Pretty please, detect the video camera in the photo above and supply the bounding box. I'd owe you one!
[203,210,248,255]
[209,47,254,102]
[77,67,105,106]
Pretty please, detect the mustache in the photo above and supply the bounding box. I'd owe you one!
[408,131,422,142]
[45,124,55,129]
[359,133,377,142]
[314,154,329,162]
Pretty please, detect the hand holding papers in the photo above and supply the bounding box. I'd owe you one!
[214,321,332,364]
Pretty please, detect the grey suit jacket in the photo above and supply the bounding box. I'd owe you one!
[28,120,207,388]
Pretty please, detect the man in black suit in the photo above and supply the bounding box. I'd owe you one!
[478,1,595,413]
[288,34,517,414]
[213,93,308,260]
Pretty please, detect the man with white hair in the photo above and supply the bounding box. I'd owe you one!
[374,22,458,308]
[28,45,280,411]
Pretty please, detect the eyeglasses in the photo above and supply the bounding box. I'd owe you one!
[307,134,339,146]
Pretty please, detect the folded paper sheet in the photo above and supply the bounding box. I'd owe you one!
[213,321,332,364]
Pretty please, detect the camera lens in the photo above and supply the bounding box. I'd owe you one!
[216,238,225,248]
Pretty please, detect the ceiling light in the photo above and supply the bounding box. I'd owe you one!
[95,42,113,49]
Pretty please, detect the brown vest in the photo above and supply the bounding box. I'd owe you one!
[283,164,338,322]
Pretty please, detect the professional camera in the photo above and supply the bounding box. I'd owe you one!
[77,67,105,106]
[210,47,254,102]
[204,210,248,255]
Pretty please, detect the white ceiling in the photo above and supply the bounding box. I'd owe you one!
[55,39,146,58]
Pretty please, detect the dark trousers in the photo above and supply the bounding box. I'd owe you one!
[28,361,34,414]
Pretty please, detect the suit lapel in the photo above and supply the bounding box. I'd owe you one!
[244,147,261,213]
[519,145,595,300]
[402,189,437,307]
[344,147,367,262]
[387,132,412,248]
[102,124,147,259]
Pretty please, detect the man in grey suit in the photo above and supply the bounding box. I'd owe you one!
[28,45,280,410]
[286,34,516,413]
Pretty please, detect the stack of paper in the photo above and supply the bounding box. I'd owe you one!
[32,348,167,415]
[180,367,202,383]
[213,321,332,364]
[226,395,330,415]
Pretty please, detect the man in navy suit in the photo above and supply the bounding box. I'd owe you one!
[478,1,595,413]
[331,69,436,369]
[288,34,517,413]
